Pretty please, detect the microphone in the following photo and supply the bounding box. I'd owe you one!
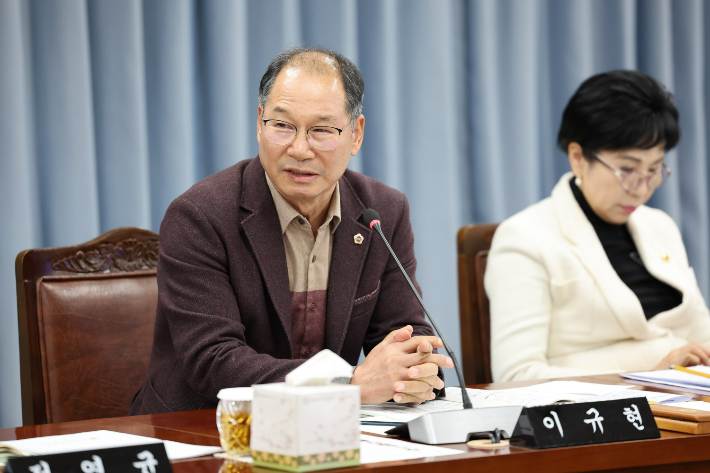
[362,209,522,445]
[362,208,473,409]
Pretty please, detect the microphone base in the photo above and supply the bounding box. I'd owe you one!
[387,405,523,445]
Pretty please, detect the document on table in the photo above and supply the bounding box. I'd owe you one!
[361,400,463,423]
[441,386,580,406]
[520,380,633,396]
[593,389,691,404]
[360,434,461,464]
[664,400,710,412]
[622,365,710,392]
[442,383,689,406]
[0,430,221,461]
[359,381,690,426]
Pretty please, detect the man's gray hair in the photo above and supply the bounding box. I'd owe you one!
[258,46,364,121]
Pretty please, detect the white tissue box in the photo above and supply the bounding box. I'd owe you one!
[250,383,360,472]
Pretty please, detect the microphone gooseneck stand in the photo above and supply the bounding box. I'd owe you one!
[368,218,472,409]
[363,209,522,444]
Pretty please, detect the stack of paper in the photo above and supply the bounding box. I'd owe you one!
[0,444,24,471]
[441,381,689,407]
[0,429,221,470]
[622,366,710,392]
[664,400,710,412]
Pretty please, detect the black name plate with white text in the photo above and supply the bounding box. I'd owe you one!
[511,398,659,449]
[6,442,172,473]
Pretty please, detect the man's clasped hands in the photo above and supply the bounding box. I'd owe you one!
[350,325,454,405]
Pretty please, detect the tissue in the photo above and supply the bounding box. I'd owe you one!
[285,349,354,386]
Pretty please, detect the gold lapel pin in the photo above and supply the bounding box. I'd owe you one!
[661,254,670,262]
[354,233,364,245]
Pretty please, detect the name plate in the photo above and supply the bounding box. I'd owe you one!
[6,443,172,473]
[511,398,659,449]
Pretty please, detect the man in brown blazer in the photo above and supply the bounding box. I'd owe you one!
[130,47,451,415]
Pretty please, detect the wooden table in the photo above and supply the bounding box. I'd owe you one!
[3,374,710,473]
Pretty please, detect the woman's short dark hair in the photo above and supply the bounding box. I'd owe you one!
[557,70,680,157]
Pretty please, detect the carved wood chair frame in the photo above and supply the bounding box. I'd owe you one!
[15,227,159,425]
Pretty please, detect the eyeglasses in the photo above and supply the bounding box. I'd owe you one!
[261,118,352,151]
[591,153,671,192]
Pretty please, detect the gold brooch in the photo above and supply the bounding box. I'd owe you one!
[354,234,364,245]
[661,254,670,262]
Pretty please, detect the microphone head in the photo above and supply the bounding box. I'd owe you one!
[362,209,381,229]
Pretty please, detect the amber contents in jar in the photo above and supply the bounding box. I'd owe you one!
[219,408,252,454]
[217,388,253,458]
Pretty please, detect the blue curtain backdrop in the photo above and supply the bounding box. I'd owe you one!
[1,0,709,427]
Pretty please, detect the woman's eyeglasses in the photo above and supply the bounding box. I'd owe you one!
[592,153,671,192]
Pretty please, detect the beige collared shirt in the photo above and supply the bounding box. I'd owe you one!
[265,173,341,359]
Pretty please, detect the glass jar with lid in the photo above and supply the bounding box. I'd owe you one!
[216,387,253,458]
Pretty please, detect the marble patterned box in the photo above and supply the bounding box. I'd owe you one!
[250,383,360,472]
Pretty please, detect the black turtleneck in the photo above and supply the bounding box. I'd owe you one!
[570,178,682,320]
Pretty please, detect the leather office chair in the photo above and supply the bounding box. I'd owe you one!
[15,227,159,425]
[457,223,499,385]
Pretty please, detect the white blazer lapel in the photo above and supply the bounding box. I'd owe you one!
[551,173,656,339]
[626,213,687,293]
[626,211,695,333]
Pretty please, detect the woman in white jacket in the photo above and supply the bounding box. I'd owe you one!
[486,70,710,382]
